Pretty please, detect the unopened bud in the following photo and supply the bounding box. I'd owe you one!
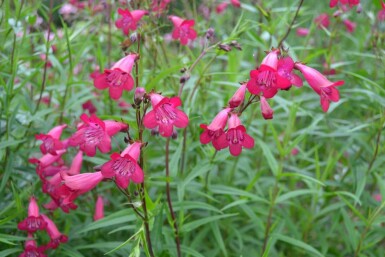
[218,43,232,52]
[151,128,159,136]
[134,87,146,103]
[180,67,187,73]
[180,74,190,84]
[356,4,362,13]
[130,32,138,43]
[171,130,178,139]
[229,40,242,50]
[206,28,215,39]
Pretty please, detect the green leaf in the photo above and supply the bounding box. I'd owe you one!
[272,234,325,257]
[181,213,238,232]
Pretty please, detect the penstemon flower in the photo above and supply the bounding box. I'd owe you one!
[168,15,197,45]
[35,124,67,155]
[115,8,149,35]
[41,214,68,250]
[260,96,274,120]
[200,108,231,150]
[94,196,105,221]
[18,197,47,233]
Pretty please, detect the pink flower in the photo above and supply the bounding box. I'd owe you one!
[62,171,104,195]
[291,148,299,155]
[231,0,241,7]
[296,27,310,36]
[143,93,189,137]
[294,63,344,112]
[343,19,356,33]
[151,0,171,15]
[115,8,149,35]
[246,49,291,98]
[374,194,382,202]
[94,196,105,221]
[216,113,254,156]
[82,100,97,114]
[168,15,197,45]
[19,234,47,257]
[93,54,138,100]
[330,0,360,8]
[35,124,67,155]
[277,56,303,88]
[216,2,228,14]
[314,13,330,28]
[229,83,247,108]
[41,214,68,249]
[68,114,127,157]
[101,142,144,189]
[18,197,47,233]
[200,108,231,150]
[378,1,385,21]
[260,96,273,119]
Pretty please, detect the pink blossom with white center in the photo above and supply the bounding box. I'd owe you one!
[143,93,189,137]
[200,108,231,150]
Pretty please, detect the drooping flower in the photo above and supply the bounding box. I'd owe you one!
[277,56,303,88]
[101,142,144,189]
[82,100,97,114]
[378,1,385,21]
[229,83,247,108]
[94,196,105,221]
[168,15,197,45]
[143,93,189,137]
[35,124,67,155]
[296,27,310,36]
[230,0,241,7]
[62,171,104,196]
[216,2,228,14]
[294,62,344,112]
[18,197,47,233]
[216,113,254,156]
[314,13,330,28]
[260,96,274,119]
[200,108,231,150]
[151,0,171,15]
[93,54,138,100]
[68,114,127,156]
[329,0,360,8]
[19,234,47,257]
[115,8,149,35]
[246,49,291,98]
[41,214,68,249]
[343,19,356,33]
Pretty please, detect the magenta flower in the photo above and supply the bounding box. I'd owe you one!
[296,27,310,37]
[260,96,273,120]
[115,8,149,35]
[35,124,67,155]
[216,113,254,156]
[277,57,303,88]
[143,93,189,137]
[69,114,127,157]
[151,0,171,15]
[19,234,47,257]
[62,171,104,196]
[378,1,385,21]
[229,83,247,108]
[29,150,66,170]
[101,142,144,189]
[294,63,344,112]
[168,15,197,45]
[231,0,241,7]
[216,2,228,14]
[330,0,360,8]
[82,100,97,114]
[246,49,291,98]
[18,197,47,233]
[94,54,138,100]
[41,214,68,249]
[94,196,105,221]
[200,108,231,150]
[343,19,356,33]
[314,13,330,28]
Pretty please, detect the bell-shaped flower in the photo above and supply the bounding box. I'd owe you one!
[200,108,231,150]
[294,62,344,112]
[61,171,103,197]
[94,196,105,221]
[101,142,143,189]
[260,96,274,119]
[168,15,197,45]
[41,214,68,249]
[19,234,47,257]
[229,83,247,108]
[35,124,67,155]
[277,57,303,88]
[216,113,254,156]
[247,49,291,98]
[94,54,138,100]
[115,8,149,35]
[18,197,47,233]
[143,93,189,137]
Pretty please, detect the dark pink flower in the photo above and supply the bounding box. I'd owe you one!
[343,19,356,33]
[200,108,231,150]
[143,93,189,137]
[151,0,171,15]
[246,49,291,98]
[41,214,68,249]
[18,197,47,233]
[231,0,241,7]
[216,2,228,14]
[62,171,103,195]
[82,100,97,114]
[168,15,197,45]
[330,0,360,8]
[260,96,273,119]
[19,234,47,257]
[35,124,67,155]
[94,196,105,221]
[93,54,138,100]
[296,27,310,36]
[378,1,385,21]
[29,150,67,176]
[277,56,303,88]
[229,83,247,108]
[216,113,254,156]
[294,63,344,112]
[314,13,330,28]
[115,8,149,35]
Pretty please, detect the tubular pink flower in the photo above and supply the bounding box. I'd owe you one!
[101,142,143,189]
[143,93,189,137]
[29,150,66,169]
[19,234,47,257]
[294,62,344,112]
[94,54,138,100]
[168,15,197,45]
[68,114,112,157]
[330,0,360,8]
[67,151,83,175]
[151,0,171,15]
[229,83,247,108]
[260,96,274,120]
[216,2,228,14]
[314,13,330,28]
[378,1,385,21]
[247,49,291,98]
[115,8,149,35]
[200,108,231,150]
[35,124,67,155]
[216,113,254,156]
[94,196,105,221]
[105,120,129,136]
[277,57,303,88]
[296,27,310,37]
[18,197,47,233]
[231,0,241,7]
[343,19,356,33]
[62,171,103,195]
[41,214,68,249]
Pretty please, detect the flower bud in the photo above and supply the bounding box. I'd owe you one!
[134,87,146,103]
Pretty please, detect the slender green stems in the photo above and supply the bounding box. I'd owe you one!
[277,0,305,48]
